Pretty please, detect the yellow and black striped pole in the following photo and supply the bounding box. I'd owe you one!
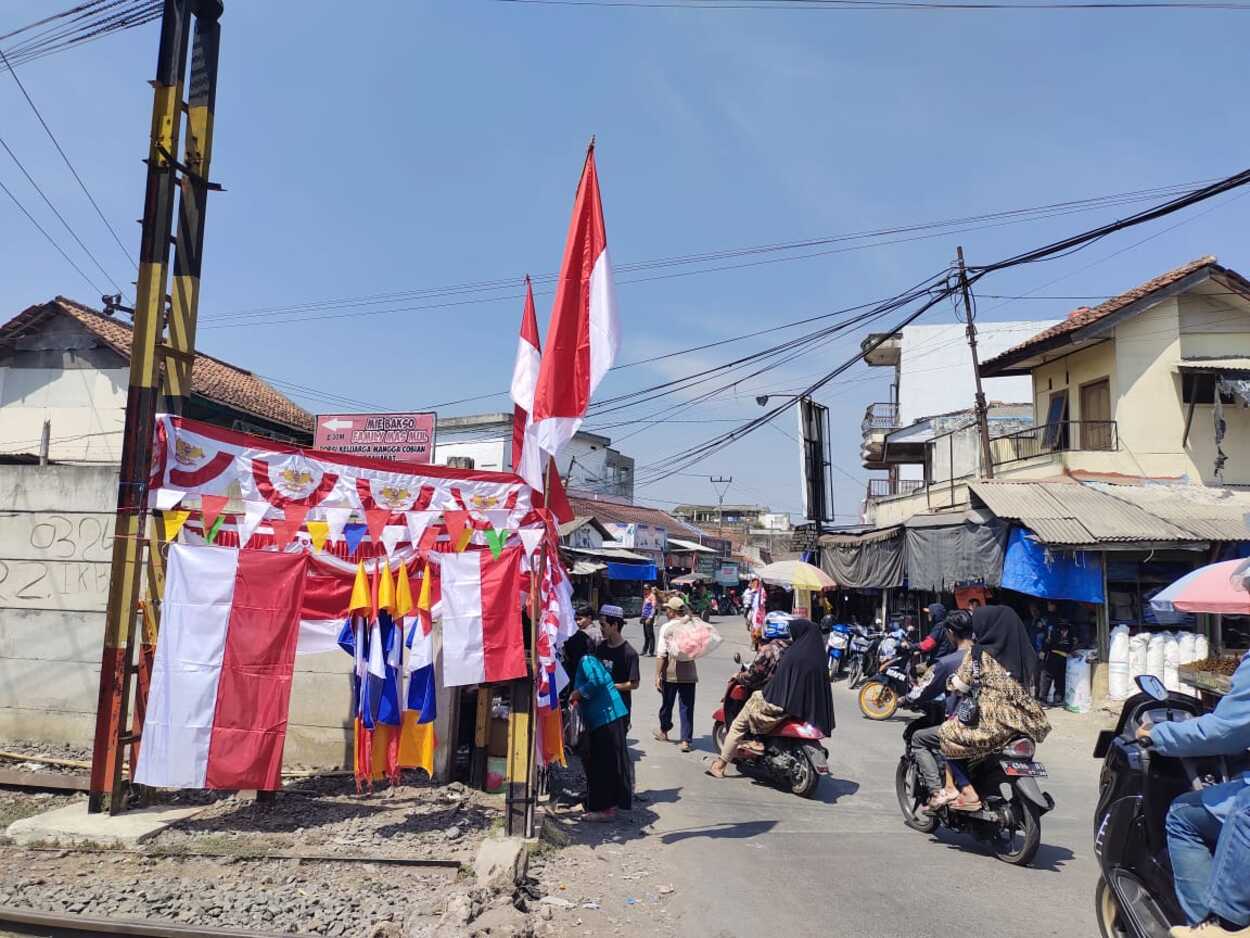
[88,0,194,815]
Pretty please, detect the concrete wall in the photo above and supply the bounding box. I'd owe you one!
[0,464,399,770]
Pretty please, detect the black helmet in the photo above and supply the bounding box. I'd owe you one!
[944,609,974,637]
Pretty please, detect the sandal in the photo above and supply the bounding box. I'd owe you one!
[923,789,960,814]
[679,741,692,752]
[950,795,983,812]
[653,729,671,743]
[705,760,727,779]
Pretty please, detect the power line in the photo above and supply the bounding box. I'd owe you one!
[0,131,124,293]
[0,175,104,294]
[0,1,162,72]
[0,44,138,271]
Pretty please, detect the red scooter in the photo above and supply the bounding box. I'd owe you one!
[711,655,830,798]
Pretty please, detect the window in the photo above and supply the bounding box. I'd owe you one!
[1079,379,1113,450]
[1041,390,1069,450]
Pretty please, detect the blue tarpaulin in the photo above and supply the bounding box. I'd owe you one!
[1001,527,1104,603]
[606,562,658,581]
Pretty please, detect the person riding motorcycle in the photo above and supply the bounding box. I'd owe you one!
[735,618,793,695]
[706,618,834,779]
[901,610,975,815]
[916,602,956,661]
[1138,650,1250,938]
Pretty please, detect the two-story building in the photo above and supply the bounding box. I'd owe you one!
[834,256,1250,669]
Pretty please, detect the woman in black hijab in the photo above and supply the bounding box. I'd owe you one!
[933,604,1050,812]
[708,618,834,778]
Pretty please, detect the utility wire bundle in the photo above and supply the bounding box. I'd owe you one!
[0,0,161,72]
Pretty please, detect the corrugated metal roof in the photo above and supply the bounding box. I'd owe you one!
[970,480,1194,546]
[1086,482,1250,541]
[1177,357,1250,374]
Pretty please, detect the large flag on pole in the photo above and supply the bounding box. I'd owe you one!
[510,277,575,522]
[530,143,620,460]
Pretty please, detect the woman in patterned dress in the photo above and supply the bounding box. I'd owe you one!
[931,605,1051,813]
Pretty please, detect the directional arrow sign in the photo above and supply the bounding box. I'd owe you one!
[314,412,437,464]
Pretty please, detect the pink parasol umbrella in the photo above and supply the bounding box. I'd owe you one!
[1149,558,1250,615]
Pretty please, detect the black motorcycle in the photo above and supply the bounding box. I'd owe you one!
[896,704,1054,866]
[1092,674,1236,938]
[858,648,922,721]
[846,626,883,689]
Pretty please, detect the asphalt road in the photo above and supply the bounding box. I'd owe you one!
[619,616,1107,938]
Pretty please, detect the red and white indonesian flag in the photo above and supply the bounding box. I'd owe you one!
[510,277,547,492]
[530,145,620,459]
[436,547,527,687]
[134,545,306,790]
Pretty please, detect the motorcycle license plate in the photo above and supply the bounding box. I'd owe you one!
[1001,760,1047,778]
[885,669,907,681]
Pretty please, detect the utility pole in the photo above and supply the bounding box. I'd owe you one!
[710,476,732,536]
[956,246,995,480]
[88,0,224,815]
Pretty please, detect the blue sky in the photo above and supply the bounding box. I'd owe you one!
[2,0,1248,520]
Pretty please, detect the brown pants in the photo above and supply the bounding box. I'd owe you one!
[720,690,787,762]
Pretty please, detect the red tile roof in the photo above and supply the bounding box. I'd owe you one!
[981,256,1250,373]
[0,298,313,434]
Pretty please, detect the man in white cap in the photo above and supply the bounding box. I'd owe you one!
[596,603,641,725]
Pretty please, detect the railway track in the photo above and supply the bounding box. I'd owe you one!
[0,904,301,937]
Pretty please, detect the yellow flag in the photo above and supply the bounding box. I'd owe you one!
[395,560,414,619]
[378,560,396,615]
[454,527,474,552]
[306,520,329,553]
[348,561,371,613]
[417,564,432,612]
[162,509,191,542]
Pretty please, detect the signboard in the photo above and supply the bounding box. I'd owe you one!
[715,561,740,586]
[604,522,667,553]
[797,397,833,524]
[314,412,435,464]
[696,555,718,579]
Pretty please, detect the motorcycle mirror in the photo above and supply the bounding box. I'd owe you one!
[733,652,742,664]
[1135,674,1168,702]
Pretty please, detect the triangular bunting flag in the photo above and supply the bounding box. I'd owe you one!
[206,512,226,545]
[484,527,508,560]
[417,524,439,556]
[443,510,471,552]
[162,509,191,542]
[155,488,186,512]
[395,559,414,619]
[364,508,390,545]
[380,524,406,558]
[343,522,368,557]
[405,510,433,547]
[200,494,229,532]
[306,520,330,553]
[518,527,543,558]
[483,510,511,534]
[272,503,310,549]
[324,507,353,544]
[237,500,270,548]
[349,561,371,613]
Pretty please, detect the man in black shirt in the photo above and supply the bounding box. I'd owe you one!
[596,604,641,725]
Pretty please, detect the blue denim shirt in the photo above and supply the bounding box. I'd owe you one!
[574,654,628,732]
[1152,651,1250,788]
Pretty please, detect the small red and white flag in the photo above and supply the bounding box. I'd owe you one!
[134,545,306,790]
[435,546,527,687]
[530,144,620,459]
[510,277,547,492]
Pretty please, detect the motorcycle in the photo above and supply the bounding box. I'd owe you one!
[858,648,923,720]
[826,623,853,681]
[846,626,884,689]
[1092,674,1235,938]
[711,654,831,798]
[895,703,1055,866]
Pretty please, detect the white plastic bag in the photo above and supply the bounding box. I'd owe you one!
[1065,650,1093,713]
[1178,631,1198,665]
[1129,633,1149,685]
[1164,633,1181,693]
[1107,625,1131,700]
[1195,634,1210,662]
[1146,633,1166,682]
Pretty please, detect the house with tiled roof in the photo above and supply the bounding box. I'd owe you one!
[867,256,1250,528]
[0,297,313,463]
